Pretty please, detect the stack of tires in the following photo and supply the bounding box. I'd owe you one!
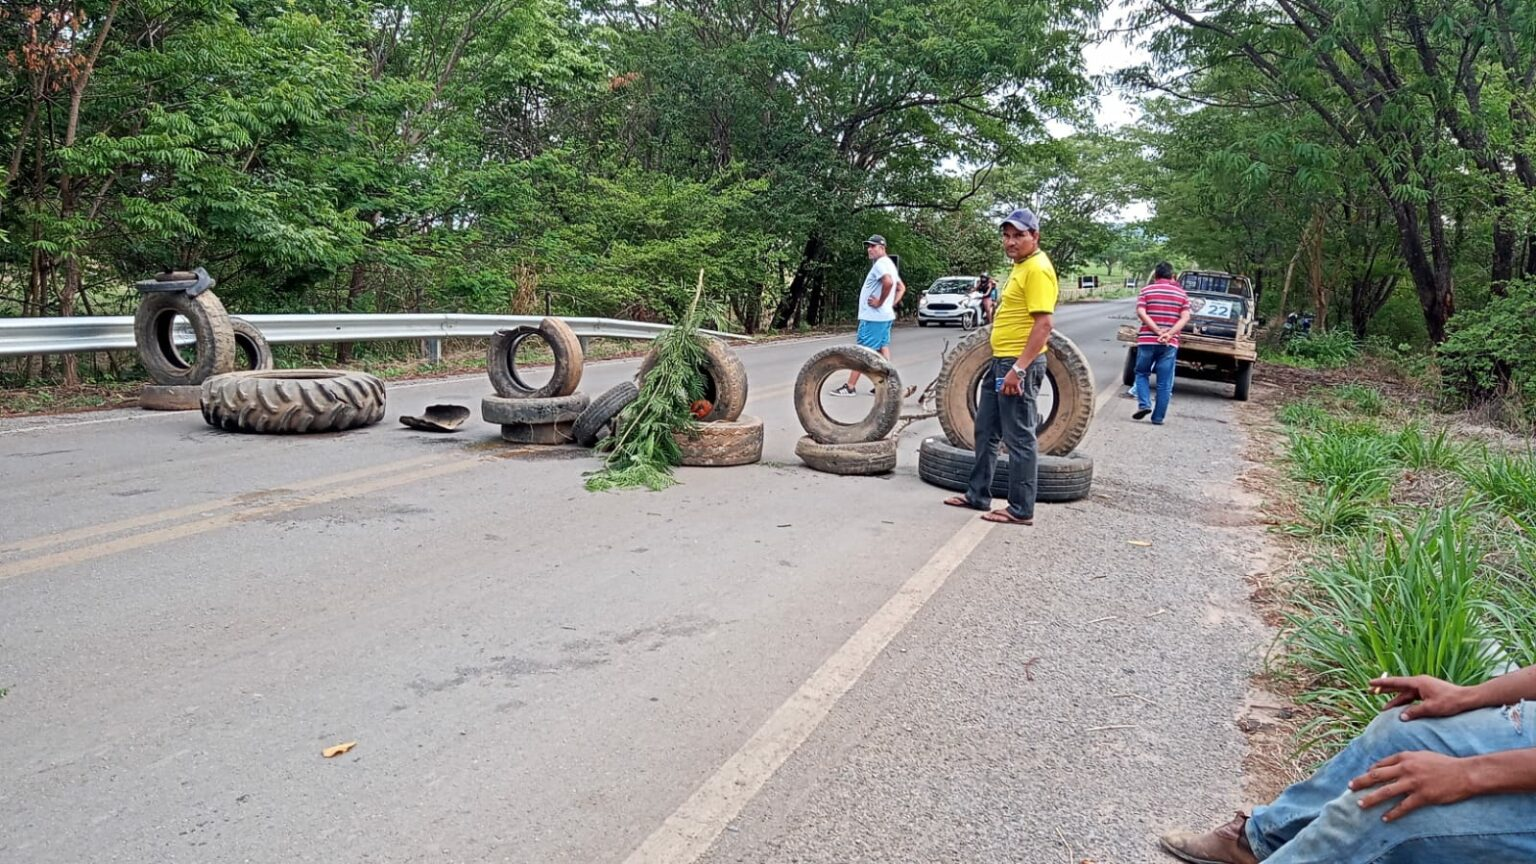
[917,328,1096,504]
[791,346,902,475]
[573,336,759,466]
[133,269,274,411]
[482,318,589,444]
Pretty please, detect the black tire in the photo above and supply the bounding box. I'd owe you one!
[1122,345,1137,387]
[139,384,202,411]
[501,421,577,445]
[793,345,902,445]
[574,382,640,448]
[674,416,763,466]
[918,320,929,328]
[134,290,236,386]
[200,370,386,434]
[481,393,590,426]
[486,317,584,399]
[1234,360,1253,402]
[230,317,274,371]
[794,436,897,476]
[916,437,1093,503]
[934,327,1095,457]
[638,336,748,423]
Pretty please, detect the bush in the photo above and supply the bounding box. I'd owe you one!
[1438,279,1536,424]
[1275,331,1360,369]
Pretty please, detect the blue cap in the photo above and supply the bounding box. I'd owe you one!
[1000,209,1039,232]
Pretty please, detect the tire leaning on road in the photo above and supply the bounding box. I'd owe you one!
[486,317,584,399]
[1122,345,1137,387]
[794,435,897,476]
[792,345,903,445]
[573,382,639,448]
[133,290,237,386]
[638,336,748,423]
[200,370,386,433]
[139,384,203,411]
[916,436,1093,503]
[675,416,763,466]
[230,317,274,371]
[935,327,1095,457]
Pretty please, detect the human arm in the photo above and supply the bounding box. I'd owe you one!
[1372,665,1536,720]
[869,273,894,308]
[1001,312,1053,395]
[1163,302,1192,344]
[893,278,906,307]
[1350,748,1536,822]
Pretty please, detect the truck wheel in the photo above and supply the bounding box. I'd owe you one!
[487,317,584,399]
[638,336,748,423]
[935,327,1095,457]
[915,437,1093,503]
[201,370,385,433]
[574,381,640,448]
[793,345,902,444]
[918,320,929,328]
[1234,360,1253,402]
[674,416,763,466]
[1122,346,1137,387]
[794,436,898,476]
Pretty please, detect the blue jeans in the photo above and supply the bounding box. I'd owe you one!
[1248,704,1536,863]
[1134,343,1178,423]
[965,356,1044,520]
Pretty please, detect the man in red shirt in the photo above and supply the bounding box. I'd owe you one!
[1133,262,1192,425]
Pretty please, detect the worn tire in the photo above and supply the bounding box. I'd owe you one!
[573,381,640,448]
[794,436,897,476]
[674,416,763,466]
[638,336,748,423]
[1122,345,1137,387]
[792,345,903,445]
[1234,360,1253,402]
[486,317,584,398]
[230,317,274,371]
[916,437,1093,503]
[134,290,237,386]
[140,384,202,411]
[200,370,386,434]
[481,393,589,426]
[501,421,577,445]
[935,327,1095,457]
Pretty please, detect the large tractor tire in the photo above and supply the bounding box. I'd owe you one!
[201,370,386,434]
[935,327,1095,457]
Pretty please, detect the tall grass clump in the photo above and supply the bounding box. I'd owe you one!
[1391,422,1464,471]
[1288,426,1397,500]
[1276,331,1360,369]
[1277,400,1330,431]
[1485,540,1536,669]
[1460,447,1536,531]
[1283,507,1503,755]
[1284,487,1384,538]
[1333,383,1386,416]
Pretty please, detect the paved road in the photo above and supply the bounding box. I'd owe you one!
[0,298,1266,863]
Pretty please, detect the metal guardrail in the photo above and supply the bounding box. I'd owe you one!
[0,313,747,357]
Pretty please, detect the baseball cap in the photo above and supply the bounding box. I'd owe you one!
[863,235,887,247]
[1000,209,1039,232]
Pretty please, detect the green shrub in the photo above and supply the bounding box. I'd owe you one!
[1285,507,1502,754]
[1438,279,1536,425]
[1277,331,1360,369]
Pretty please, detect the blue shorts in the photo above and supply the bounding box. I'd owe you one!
[856,320,893,350]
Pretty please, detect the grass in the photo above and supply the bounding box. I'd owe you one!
[1277,400,1330,431]
[1263,330,1360,370]
[1332,383,1385,416]
[1459,448,1536,532]
[1391,422,1464,471]
[1288,426,1397,500]
[1283,486,1384,538]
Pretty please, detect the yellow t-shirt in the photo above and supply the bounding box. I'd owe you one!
[990,250,1058,358]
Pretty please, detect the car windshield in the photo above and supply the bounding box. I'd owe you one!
[927,278,975,295]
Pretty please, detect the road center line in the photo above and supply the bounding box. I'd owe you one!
[0,453,447,557]
[620,515,995,864]
[0,454,507,583]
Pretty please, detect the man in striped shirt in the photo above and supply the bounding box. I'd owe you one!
[1133,262,1192,424]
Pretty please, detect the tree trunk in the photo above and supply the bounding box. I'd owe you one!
[772,232,825,329]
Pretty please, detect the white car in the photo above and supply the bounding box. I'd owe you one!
[917,276,982,327]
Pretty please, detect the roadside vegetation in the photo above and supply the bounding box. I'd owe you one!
[1256,369,1536,763]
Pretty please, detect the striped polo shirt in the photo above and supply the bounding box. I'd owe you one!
[1137,279,1191,346]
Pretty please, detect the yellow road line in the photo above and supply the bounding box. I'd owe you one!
[0,453,447,557]
[0,451,530,583]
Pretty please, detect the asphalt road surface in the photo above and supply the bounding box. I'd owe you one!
[0,297,1268,864]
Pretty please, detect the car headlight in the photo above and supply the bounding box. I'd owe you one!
[919,297,929,308]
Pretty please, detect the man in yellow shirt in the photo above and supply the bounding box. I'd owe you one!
[943,208,1057,525]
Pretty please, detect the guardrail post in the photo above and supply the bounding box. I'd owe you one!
[422,338,443,364]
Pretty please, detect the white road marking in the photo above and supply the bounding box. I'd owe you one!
[620,515,995,864]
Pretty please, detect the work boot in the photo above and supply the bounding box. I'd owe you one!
[1159,812,1260,864]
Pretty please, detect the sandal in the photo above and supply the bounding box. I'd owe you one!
[944,496,982,510]
[981,509,1033,525]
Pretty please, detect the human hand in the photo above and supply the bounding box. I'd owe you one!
[1371,675,1474,720]
[1001,369,1022,396]
[867,295,880,308]
[1349,751,1479,821]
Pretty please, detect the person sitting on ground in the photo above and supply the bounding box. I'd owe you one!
[1161,664,1536,863]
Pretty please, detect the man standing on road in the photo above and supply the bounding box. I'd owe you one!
[1132,261,1191,425]
[832,235,902,396]
[942,208,1056,525]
